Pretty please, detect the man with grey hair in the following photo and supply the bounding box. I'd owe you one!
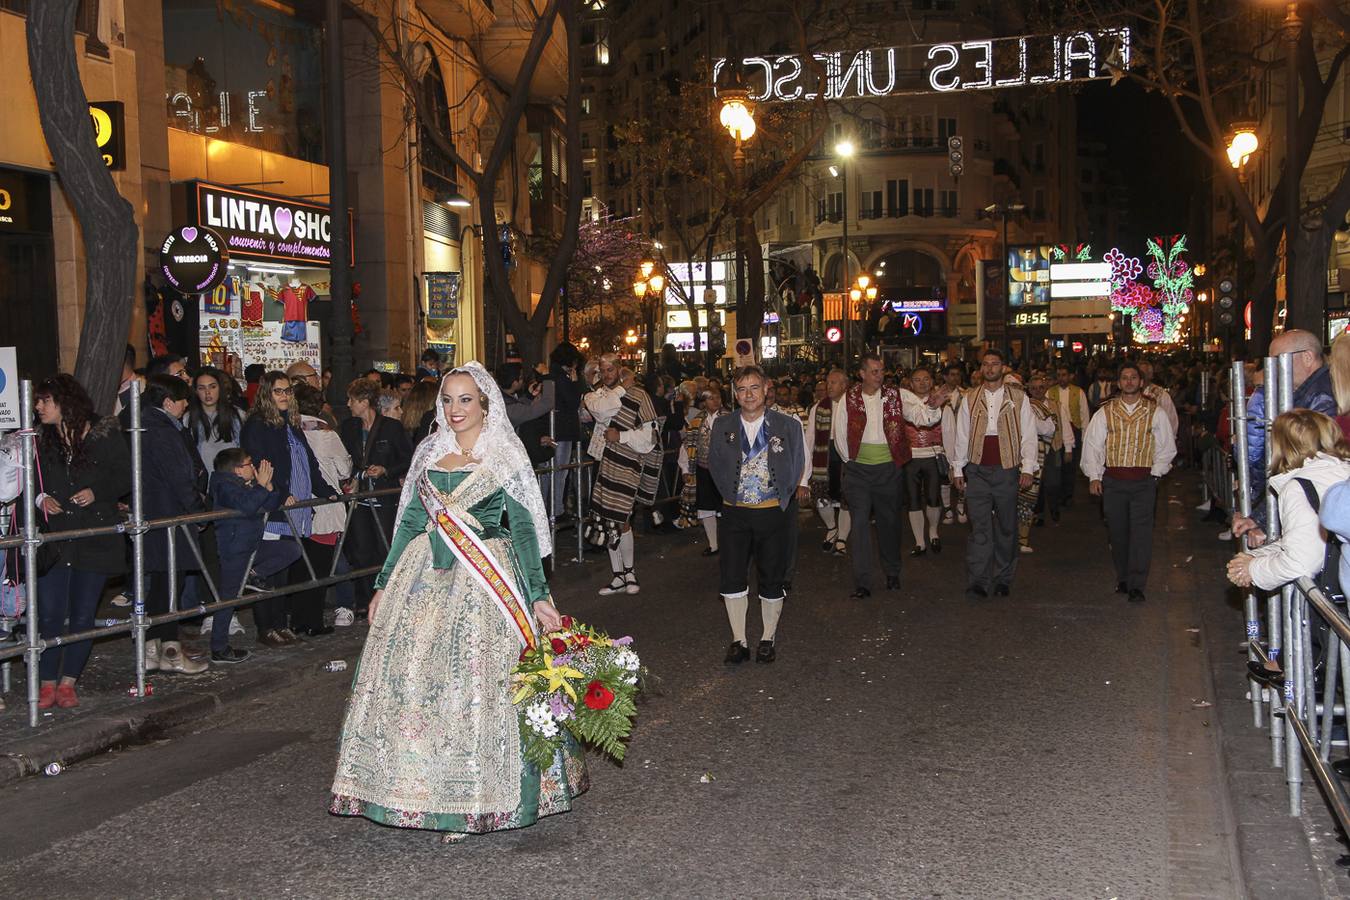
[1233,328,1336,538]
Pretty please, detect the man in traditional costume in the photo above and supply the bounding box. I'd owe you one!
[1080,362,1177,602]
[951,349,1040,598]
[940,363,967,524]
[833,354,943,600]
[707,366,809,665]
[1046,366,1089,512]
[1018,373,1060,554]
[1138,360,1180,436]
[804,369,851,556]
[583,355,660,595]
[902,366,950,556]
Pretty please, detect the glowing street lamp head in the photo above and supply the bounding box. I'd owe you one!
[835,139,856,159]
[648,273,666,293]
[632,280,648,299]
[1226,125,1259,169]
[639,259,655,279]
[865,286,878,301]
[849,288,863,303]
[719,91,756,142]
[856,274,871,290]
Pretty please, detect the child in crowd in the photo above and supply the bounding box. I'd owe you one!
[210,449,302,657]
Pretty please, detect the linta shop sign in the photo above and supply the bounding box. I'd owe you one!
[187,182,354,267]
[159,225,228,293]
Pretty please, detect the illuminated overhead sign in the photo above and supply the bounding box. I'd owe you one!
[188,181,354,267]
[889,298,946,313]
[89,102,125,170]
[714,28,1130,101]
[1049,260,1112,298]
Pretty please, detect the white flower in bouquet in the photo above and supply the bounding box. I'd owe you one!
[614,648,641,671]
[525,700,559,738]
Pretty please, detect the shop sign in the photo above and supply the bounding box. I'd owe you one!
[0,347,18,429]
[0,169,30,232]
[89,102,126,170]
[159,225,229,293]
[191,182,354,266]
[890,298,946,313]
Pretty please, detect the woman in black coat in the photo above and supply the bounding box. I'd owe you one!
[136,375,210,676]
[240,370,341,638]
[31,375,132,710]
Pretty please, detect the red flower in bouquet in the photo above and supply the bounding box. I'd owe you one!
[584,680,615,710]
[560,615,574,629]
[550,637,568,655]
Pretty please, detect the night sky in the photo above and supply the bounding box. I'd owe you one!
[1077,79,1210,249]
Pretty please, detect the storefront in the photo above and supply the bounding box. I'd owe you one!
[166,180,352,377]
[0,167,58,377]
[874,296,950,368]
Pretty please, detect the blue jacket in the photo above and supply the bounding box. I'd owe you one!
[209,471,287,560]
[239,417,339,522]
[1242,365,1336,528]
[1321,479,1350,594]
[707,409,806,512]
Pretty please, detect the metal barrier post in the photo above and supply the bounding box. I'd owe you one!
[129,382,147,698]
[1231,361,1263,727]
[574,439,586,563]
[548,411,558,556]
[19,381,40,726]
[1276,351,1304,811]
[1262,355,1285,764]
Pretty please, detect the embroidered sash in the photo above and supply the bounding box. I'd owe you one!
[418,477,536,650]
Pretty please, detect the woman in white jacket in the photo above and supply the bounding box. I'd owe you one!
[1227,409,1350,593]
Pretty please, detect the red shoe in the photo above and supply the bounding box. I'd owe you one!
[55,683,79,709]
[37,683,57,709]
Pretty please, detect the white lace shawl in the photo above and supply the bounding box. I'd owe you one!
[393,363,553,558]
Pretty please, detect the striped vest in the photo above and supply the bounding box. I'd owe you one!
[965,382,1025,470]
[1103,396,1156,471]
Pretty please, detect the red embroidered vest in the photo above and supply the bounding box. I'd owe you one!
[845,385,912,469]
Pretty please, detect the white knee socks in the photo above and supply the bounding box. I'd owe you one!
[760,595,784,642]
[816,503,836,532]
[925,506,941,538]
[723,592,749,645]
[619,530,635,569]
[941,484,951,508]
[836,510,852,541]
[908,510,927,549]
[701,515,718,551]
[607,547,623,574]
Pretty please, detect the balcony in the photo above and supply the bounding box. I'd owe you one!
[476,0,569,99]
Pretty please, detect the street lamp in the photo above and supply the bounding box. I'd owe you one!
[1275,1,1302,311]
[633,260,667,371]
[835,139,857,359]
[720,81,757,363]
[1226,124,1259,174]
[984,202,1026,355]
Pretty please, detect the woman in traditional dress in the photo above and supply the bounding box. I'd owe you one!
[330,363,587,840]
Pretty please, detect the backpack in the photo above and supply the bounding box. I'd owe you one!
[1295,478,1345,604]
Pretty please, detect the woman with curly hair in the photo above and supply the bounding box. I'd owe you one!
[400,381,439,446]
[31,375,132,709]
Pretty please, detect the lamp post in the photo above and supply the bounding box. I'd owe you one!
[1280,2,1302,322]
[633,259,666,372]
[720,85,757,352]
[1226,124,1259,356]
[835,140,856,360]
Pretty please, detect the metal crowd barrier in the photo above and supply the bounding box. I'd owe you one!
[0,386,690,726]
[1234,351,1350,839]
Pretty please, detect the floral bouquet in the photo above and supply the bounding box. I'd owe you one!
[512,616,643,770]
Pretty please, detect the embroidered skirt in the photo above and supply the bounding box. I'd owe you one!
[330,533,589,833]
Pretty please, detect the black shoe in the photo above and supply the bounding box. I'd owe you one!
[724,641,750,665]
[1128,589,1146,603]
[1247,660,1284,687]
[850,587,872,601]
[303,625,336,637]
[701,547,719,557]
[756,640,776,664]
[211,647,251,663]
[1332,758,1350,779]
[993,584,1010,597]
[930,538,942,554]
[910,546,927,558]
[1034,516,1045,527]
[968,585,989,598]
[885,575,901,590]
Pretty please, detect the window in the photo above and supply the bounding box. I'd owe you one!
[581,97,592,115]
[938,117,957,142]
[886,179,909,216]
[913,188,934,216]
[861,189,883,218]
[1033,188,1045,215]
[939,189,957,217]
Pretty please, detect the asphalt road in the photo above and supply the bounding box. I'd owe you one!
[0,479,1247,899]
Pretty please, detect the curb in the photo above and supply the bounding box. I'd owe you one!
[0,631,366,789]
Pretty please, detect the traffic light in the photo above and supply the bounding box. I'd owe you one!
[1215,275,1237,330]
[947,136,963,178]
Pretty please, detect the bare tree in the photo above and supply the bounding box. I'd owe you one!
[26,1,138,411]
[349,0,585,366]
[1053,0,1350,354]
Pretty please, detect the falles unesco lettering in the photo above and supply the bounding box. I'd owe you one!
[204,193,333,260]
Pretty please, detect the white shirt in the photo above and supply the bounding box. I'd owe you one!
[951,382,1040,477]
[1078,399,1178,480]
[832,387,942,463]
[1145,384,1179,435]
[1054,385,1089,452]
[584,384,655,456]
[739,411,810,488]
